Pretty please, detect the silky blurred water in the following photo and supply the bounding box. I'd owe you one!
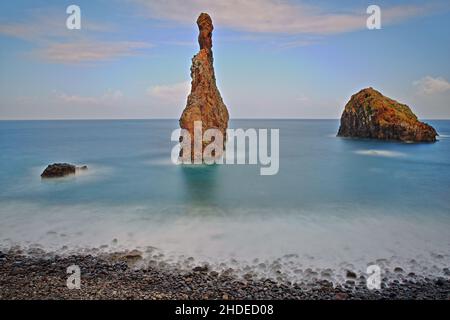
[0,119,449,280]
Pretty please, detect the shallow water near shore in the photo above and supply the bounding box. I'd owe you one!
[0,119,449,283]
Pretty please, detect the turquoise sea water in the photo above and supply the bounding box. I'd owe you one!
[0,119,449,282]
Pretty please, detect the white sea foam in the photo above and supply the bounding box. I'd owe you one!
[354,149,406,158]
[1,201,448,283]
[144,157,175,166]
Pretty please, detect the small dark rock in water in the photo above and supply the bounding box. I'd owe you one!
[243,273,253,280]
[41,163,87,178]
[193,265,209,272]
[41,163,75,178]
[125,249,142,257]
[435,278,445,286]
[346,270,357,279]
[345,280,355,286]
[321,270,332,278]
[394,267,404,273]
[123,250,143,263]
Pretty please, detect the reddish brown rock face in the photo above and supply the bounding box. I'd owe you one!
[197,13,213,51]
[179,13,229,161]
[337,88,437,142]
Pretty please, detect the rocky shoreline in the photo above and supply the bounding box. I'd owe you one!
[0,250,449,300]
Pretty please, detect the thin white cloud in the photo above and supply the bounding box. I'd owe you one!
[414,76,450,95]
[56,89,124,105]
[278,37,321,49]
[134,0,432,35]
[0,11,151,64]
[0,9,114,42]
[36,41,152,63]
[0,19,68,42]
[147,81,190,105]
[296,93,310,104]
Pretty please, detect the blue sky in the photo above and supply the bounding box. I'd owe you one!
[0,0,449,119]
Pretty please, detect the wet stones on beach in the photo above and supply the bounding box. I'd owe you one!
[1,251,450,300]
[394,267,404,273]
[108,249,144,266]
[346,270,357,279]
[192,265,209,272]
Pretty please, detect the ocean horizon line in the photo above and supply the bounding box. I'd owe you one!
[1,118,449,122]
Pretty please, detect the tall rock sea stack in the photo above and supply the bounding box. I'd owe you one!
[179,13,229,161]
[337,88,437,142]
